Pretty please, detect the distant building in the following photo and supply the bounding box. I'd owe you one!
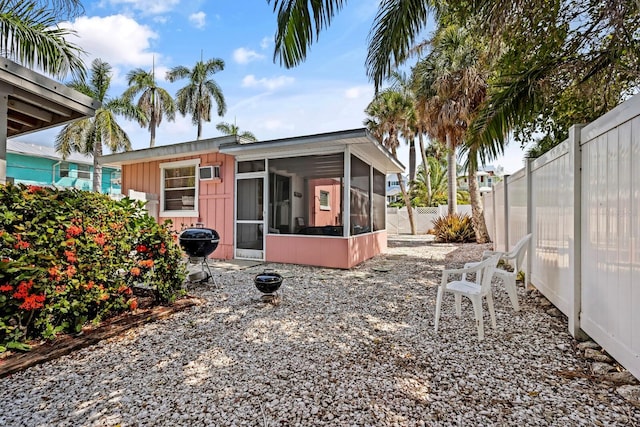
[6,140,121,195]
[386,173,408,204]
[458,166,502,193]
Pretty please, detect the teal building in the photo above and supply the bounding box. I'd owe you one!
[6,140,121,195]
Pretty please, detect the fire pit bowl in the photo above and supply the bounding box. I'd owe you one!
[254,270,283,294]
[179,225,220,259]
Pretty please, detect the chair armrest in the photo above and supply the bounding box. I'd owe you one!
[482,250,506,259]
[441,262,488,285]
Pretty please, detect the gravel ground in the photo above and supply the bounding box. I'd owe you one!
[1,236,639,426]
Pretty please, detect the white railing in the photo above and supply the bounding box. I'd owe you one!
[485,93,640,380]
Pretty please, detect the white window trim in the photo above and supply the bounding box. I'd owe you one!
[159,158,200,218]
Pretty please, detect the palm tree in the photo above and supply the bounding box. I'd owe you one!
[55,59,144,192]
[166,58,227,140]
[216,120,257,142]
[364,88,417,234]
[0,0,85,78]
[123,66,176,147]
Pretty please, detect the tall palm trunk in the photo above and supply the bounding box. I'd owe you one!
[397,172,416,235]
[197,119,203,139]
[467,158,491,243]
[92,141,103,193]
[418,132,432,205]
[446,132,457,215]
[409,139,416,183]
[149,89,157,147]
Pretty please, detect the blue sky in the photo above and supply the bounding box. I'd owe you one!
[16,0,527,174]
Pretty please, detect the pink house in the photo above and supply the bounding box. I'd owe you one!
[100,128,404,269]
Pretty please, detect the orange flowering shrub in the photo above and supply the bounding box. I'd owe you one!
[0,184,186,352]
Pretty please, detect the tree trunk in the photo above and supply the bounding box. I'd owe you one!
[409,139,416,183]
[446,132,457,215]
[468,160,491,243]
[418,132,432,205]
[398,172,416,235]
[150,117,157,148]
[197,119,202,140]
[92,142,103,193]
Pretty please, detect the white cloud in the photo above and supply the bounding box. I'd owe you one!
[345,85,373,100]
[241,75,294,90]
[260,37,271,50]
[63,15,159,67]
[189,11,206,29]
[99,0,180,15]
[61,15,162,86]
[233,48,264,64]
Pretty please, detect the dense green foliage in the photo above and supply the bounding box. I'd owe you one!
[0,184,186,352]
[432,213,476,243]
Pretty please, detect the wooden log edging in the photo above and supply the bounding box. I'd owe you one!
[0,296,203,378]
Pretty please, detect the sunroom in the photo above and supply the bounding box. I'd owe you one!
[218,128,403,268]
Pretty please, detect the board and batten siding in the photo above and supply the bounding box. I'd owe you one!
[122,153,235,260]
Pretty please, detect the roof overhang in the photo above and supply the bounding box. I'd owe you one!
[0,58,100,137]
[99,135,239,166]
[220,128,405,174]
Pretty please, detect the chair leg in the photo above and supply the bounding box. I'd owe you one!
[470,296,484,341]
[485,293,497,329]
[454,294,462,317]
[504,276,520,311]
[434,288,443,332]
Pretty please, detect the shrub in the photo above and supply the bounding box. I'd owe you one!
[0,184,186,352]
[432,213,476,243]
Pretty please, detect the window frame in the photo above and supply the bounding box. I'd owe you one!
[319,190,331,210]
[159,158,200,218]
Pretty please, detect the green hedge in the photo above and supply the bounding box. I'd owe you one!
[0,184,186,352]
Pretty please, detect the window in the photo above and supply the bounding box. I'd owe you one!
[319,190,330,210]
[238,160,265,173]
[350,155,371,235]
[160,159,199,217]
[77,164,91,180]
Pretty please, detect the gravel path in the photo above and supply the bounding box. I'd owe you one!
[1,236,639,426]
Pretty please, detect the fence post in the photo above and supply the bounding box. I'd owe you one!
[503,175,510,252]
[569,124,587,339]
[525,159,533,288]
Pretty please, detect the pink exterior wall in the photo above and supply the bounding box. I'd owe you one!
[308,178,341,226]
[265,230,387,269]
[121,152,235,260]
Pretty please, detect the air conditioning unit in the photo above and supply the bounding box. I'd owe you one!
[199,165,220,181]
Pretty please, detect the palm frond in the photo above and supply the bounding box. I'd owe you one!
[269,0,347,68]
[366,0,435,90]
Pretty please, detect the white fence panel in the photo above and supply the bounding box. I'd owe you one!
[493,181,507,251]
[483,192,495,242]
[506,169,528,249]
[580,95,640,380]
[530,138,575,320]
[386,205,473,235]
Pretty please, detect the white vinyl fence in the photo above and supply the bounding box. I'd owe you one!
[486,93,640,380]
[387,205,472,235]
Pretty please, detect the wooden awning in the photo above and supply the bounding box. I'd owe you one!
[0,58,100,137]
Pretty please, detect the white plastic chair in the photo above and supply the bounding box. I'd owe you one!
[474,233,532,312]
[434,254,501,341]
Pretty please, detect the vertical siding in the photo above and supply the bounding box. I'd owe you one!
[122,153,235,260]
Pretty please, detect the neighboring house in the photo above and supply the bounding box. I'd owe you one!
[0,58,100,184]
[6,139,121,195]
[458,166,502,193]
[100,128,404,269]
[386,173,408,204]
